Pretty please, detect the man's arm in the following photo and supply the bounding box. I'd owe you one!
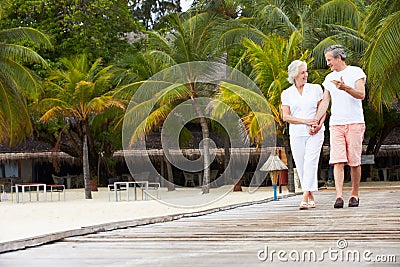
[331,77,365,100]
[314,89,330,122]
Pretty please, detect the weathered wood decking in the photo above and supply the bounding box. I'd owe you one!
[1,187,399,266]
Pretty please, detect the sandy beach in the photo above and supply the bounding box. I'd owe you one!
[0,185,291,246]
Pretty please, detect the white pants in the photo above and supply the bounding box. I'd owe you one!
[290,131,324,192]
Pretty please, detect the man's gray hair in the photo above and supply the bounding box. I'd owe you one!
[324,45,346,61]
[287,60,307,84]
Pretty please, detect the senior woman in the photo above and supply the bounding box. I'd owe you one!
[281,60,326,210]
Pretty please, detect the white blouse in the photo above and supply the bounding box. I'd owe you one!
[281,83,324,136]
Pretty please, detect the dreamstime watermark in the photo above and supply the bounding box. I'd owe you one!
[122,61,276,208]
[257,239,397,263]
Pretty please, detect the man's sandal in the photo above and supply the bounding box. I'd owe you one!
[308,201,316,208]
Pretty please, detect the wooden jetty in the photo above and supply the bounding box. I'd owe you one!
[0,187,399,266]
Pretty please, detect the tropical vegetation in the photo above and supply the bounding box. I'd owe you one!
[0,0,399,197]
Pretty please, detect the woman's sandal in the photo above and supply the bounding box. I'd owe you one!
[308,201,316,208]
[299,201,309,210]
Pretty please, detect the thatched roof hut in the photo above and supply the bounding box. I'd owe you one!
[0,139,77,164]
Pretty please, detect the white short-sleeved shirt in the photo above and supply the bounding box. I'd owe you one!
[322,66,366,126]
[281,83,325,136]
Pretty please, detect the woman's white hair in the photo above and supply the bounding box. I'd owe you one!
[287,60,307,84]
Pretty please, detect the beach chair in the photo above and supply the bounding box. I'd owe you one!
[52,174,65,185]
[147,182,161,199]
[183,172,196,187]
[47,184,66,201]
[210,170,219,188]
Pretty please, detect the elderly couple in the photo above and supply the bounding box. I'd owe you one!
[281,45,366,210]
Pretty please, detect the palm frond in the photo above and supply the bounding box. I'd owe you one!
[157,84,192,106]
[364,11,400,112]
[0,44,48,66]
[215,20,267,51]
[312,37,338,68]
[315,0,360,28]
[284,30,303,63]
[37,98,68,114]
[257,2,297,33]
[147,31,174,53]
[126,103,175,146]
[242,111,276,146]
[73,81,95,109]
[213,89,251,116]
[0,56,41,100]
[219,81,271,114]
[87,96,125,114]
[112,81,146,100]
[149,50,177,66]
[0,27,53,49]
[39,106,67,122]
[0,80,32,145]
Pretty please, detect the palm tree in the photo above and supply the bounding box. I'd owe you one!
[0,22,52,145]
[359,1,400,158]
[120,13,231,193]
[113,50,183,190]
[38,54,125,199]
[362,0,400,114]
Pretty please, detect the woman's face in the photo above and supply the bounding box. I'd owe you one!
[294,65,308,86]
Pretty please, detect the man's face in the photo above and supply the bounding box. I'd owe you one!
[325,51,341,71]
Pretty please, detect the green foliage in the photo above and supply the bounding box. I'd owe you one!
[130,0,182,29]
[0,24,51,145]
[0,0,143,63]
[362,0,400,113]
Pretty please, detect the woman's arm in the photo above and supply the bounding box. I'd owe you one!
[282,105,317,125]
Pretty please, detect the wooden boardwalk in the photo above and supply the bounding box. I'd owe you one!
[1,187,399,266]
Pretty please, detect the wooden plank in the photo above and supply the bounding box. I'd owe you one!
[0,188,399,266]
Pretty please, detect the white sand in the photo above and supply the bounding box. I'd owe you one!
[0,185,291,243]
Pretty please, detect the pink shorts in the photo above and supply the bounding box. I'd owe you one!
[329,123,365,166]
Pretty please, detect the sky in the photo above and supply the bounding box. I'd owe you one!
[181,0,194,12]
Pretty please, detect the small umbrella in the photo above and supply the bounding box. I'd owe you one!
[260,154,288,200]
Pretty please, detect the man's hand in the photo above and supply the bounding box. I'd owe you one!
[331,76,365,100]
[331,76,346,90]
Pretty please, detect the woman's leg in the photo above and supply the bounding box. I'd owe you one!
[290,135,306,191]
[303,131,324,194]
[290,136,309,207]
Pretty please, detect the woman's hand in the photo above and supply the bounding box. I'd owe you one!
[309,124,322,135]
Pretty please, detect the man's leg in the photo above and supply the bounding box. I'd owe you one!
[346,123,365,206]
[329,125,347,208]
[334,163,345,199]
[350,165,361,198]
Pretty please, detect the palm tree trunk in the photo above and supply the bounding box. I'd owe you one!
[163,152,175,191]
[191,97,211,194]
[82,127,92,199]
[223,137,230,185]
[199,116,211,194]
